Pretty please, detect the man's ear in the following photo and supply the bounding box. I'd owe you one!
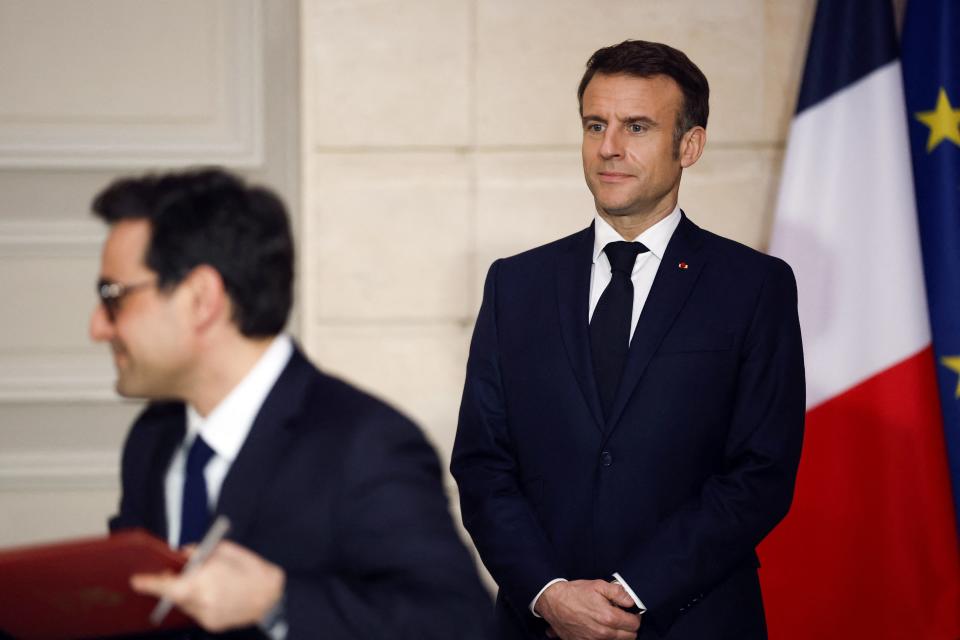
[679,126,706,168]
[181,265,228,331]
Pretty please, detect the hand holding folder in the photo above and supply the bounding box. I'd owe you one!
[0,529,194,640]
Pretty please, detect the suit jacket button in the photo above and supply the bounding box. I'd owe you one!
[600,451,613,467]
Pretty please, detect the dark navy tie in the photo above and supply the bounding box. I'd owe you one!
[590,241,648,420]
[179,435,216,548]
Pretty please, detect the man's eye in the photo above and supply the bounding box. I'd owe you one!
[586,123,605,133]
[629,123,647,133]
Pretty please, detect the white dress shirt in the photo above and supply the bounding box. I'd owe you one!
[588,206,682,341]
[530,206,682,617]
[164,334,294,547]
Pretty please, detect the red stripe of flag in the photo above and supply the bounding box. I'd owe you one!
[760,346,960,638]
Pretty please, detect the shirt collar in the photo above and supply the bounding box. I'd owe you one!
[185,334,294,462]
[592,205,682,264]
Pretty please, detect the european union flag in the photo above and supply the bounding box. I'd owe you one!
[902,0,960,532]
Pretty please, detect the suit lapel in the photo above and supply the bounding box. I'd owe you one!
[215,348,312,543]
[556,224,605,431]
[146,408,185,539]
[603,214,707,436]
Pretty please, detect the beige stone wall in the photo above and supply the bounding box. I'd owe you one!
[0,0,821,563]
[0,0,820,580]
[300,0,816,521]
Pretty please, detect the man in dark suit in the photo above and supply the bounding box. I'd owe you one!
[89,168,492,639]
[451,40,805,640]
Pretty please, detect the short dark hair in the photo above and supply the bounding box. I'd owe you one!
[92,167,294,337]
[578,40,710,149]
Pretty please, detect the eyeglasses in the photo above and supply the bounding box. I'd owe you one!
[97,278,156,322]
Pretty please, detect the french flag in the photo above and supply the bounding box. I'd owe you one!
[759,0,960,637]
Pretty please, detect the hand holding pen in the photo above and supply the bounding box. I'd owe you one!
[131,516,286,633]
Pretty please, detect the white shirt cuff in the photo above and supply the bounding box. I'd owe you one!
[529,578,567,617]
[611,572,646,613]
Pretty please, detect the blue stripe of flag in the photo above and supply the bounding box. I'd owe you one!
[795,0,897,115]
[902,0,960,533]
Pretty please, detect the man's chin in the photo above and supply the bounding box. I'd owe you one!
[114,376,149,400]
[590,189,637,215]
[113,380,137,398]
[114,379,178,402]
[595,201,642,218]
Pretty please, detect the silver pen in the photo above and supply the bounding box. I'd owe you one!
[149,515,232,625]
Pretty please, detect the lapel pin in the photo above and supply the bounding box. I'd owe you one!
[678,262,689,270]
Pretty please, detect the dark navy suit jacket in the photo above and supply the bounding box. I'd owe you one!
[451,215,805,639]
[110,347,492,640]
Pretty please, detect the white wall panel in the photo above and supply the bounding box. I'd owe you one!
[0,220,103,257]
[0,401,137,546]
[0,220,110,399]
[0,353,114,402]
[0,0,263,167]
[0,451,116,490]
[0,0,299,547]
[0,489,119,545]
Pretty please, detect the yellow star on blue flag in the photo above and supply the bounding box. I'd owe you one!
[915,87,960,152]
[942,356,960,398]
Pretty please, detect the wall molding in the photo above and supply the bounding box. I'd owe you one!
[0,0,264,168]
[0,352,117,402]
[0,450,117,490]
[0,219,113,401]
[0,219,104,257]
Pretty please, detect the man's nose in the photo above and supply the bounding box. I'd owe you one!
[89,302,114,342]
[599,128,623,159]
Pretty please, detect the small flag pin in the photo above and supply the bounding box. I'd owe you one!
[678,262,689,270]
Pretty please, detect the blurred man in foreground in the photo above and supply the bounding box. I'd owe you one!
[91,167,491,639]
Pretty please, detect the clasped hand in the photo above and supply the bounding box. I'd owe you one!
[536,579,641,640]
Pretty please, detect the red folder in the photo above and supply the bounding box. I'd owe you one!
[0,529,195,640]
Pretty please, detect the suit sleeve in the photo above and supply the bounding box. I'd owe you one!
[450,260,566,618]
[284,408,493,640]
[617,258,805,633]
